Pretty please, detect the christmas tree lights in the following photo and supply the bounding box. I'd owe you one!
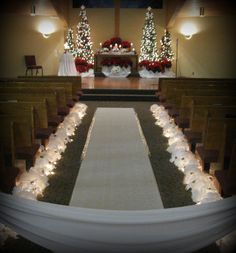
[159,29,174,61]
[65,28,75,55]
[75,5,94,64]
[139,7,159,62]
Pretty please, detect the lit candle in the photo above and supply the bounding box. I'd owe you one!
[131,42,133,47]
[110,44,112,48]
[99,42,102,46]
[132,48,135,51]
[119,44,121,48]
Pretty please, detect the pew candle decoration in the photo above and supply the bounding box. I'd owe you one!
[150,104,222,204]
[12,103,87,200]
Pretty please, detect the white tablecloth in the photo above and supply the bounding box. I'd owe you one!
[58,52,78,76]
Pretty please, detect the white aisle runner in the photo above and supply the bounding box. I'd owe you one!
[70,108,163,210]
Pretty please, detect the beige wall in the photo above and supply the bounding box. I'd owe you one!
[170,15,236,78]
[0,14,64,77]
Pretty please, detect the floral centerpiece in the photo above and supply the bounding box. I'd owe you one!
[75,58,94,77]
[139,58,175,78]
[99,37,135,54]
[101,57,132,77]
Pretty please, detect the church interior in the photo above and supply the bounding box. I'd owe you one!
[0,0,236,252]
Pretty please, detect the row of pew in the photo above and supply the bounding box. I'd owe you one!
[0,76,82,193]
[157,77,236,197]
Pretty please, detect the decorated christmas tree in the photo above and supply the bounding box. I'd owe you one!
[139,7,159,62]
[75,5,94,63]
[159,29,174,62]
[65,28,75,55]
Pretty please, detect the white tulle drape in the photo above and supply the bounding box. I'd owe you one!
[0,193,235,253]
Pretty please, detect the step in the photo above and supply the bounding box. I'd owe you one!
[80,94,158,101]
[82,89,158,95]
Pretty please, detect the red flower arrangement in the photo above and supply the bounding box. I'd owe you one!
[101,37,131,49]
[121,41,131,49]
[102,40,111,49]
[161,58,172,69]
[139,59,172,72]
[110,37,122,46]
[75,58,94,73]
[139,60,150,68]
[147,62,163,73]
[101,58,132,68]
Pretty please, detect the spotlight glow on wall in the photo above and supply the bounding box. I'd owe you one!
[38,20,55,39]
[180,23,198,40]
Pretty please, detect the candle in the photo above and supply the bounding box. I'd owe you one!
[119,44,121,48]
[110,44,112,48]
[99,42,102,46]
[131,42,133,47]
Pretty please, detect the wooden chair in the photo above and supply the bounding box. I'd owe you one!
[25,55,43,76]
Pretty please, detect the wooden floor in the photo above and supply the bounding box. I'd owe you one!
[81,77,159,90]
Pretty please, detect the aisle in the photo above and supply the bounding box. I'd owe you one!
[70,108,163,210]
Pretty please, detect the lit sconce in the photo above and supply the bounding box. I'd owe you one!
[180,23,197,40]
[42,33,50,39]
[200,7,205,17]
[38,20,55,39]
[30,4,36,16]
[184,34,192,40]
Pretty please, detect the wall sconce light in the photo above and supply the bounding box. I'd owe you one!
[38,21,55,39]
[42,33,50,39]
[30,4,36,16]
[200,7,205,17]
[180,23,197,40]
[184,34,192,40]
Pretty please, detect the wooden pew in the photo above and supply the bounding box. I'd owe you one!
[10,79,77,106]
[195,118,236,171]
[0,87,65,126]
[0,83,70,116]
[159,86,236,111]
[0,144,19,193]
[158,78,236,95]
[214,139,236,197]
[16,76,82,100]
[183,104,236,151]
[175,95,236,129]
[0,114,39,169]
[0,100,54,145]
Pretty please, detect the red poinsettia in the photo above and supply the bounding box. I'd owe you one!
[101,58,132,68]
[139,60,150,68]
[102,40,111,48]
[147,61,163,73]
[75,58,87,66]
[161,59,172,69]
[121,40,131,49]
[75,58,93,73]
[110,37,122,46]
